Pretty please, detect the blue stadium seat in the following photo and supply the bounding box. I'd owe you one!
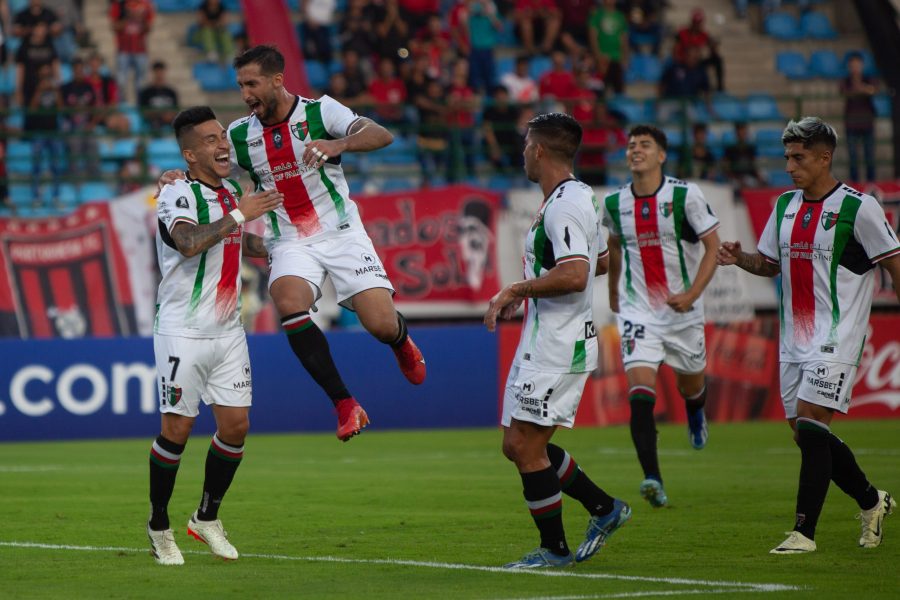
[99,139,140,161]
[148,138,183,171]
[775,51,809,80]
[874,94,891,118]
[755,129,785,157]
[745,94,783,121]
[711,93,747,122]
[305,60,330,91]
[79,181,116,202]
[800,11,837,40]
[9,184,32,207]
[192,63,237,92]
[496,56,516,79]
[0,64,16,94]
[767,170,794,188]
[499,20,517,46]
[607,96,647,124]
[809,50,844,79]
[529,56,552,80]
[662,127,684,149]
[7,140,32,175]
[59,62,73,84]
[764,12,800,40]
[625,54,662,83]
[156,0,200,12]
[186,24,202,49]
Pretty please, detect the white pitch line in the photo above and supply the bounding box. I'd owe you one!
[494,589,767,600]
[0,541,801,592]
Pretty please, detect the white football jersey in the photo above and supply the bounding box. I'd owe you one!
[602,176,719,326]
[155,177,244,338]
[758,182,900,364]
[513,179,607,373]
[227,94,363,247]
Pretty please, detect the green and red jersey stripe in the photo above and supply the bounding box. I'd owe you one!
[634,195,669,308]
[213,188,241,324]
[789,202,825,345]
[263,122,321,237]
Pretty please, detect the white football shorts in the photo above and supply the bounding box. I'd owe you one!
[616,316,707,374]
[153,330,252,418]
[501,364,590,428]
[780,361,856,419]
[267,231,395,309]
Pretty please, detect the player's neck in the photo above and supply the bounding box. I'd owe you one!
[802,175,839,201]
[187,169,224,190]
[539,166,575,199]
[262,91,297,126]
[631,170,663,197]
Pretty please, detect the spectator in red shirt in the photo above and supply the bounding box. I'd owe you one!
[446,58,478,181]
[512,0,560,56]
[411,14,453,82]
[372,0,410,66]
[368,56,408,128]
[557,0,593,56]
[85,51,131,134]
[399,0,440,35]
[109,0,154,102]
[569,65,601,124]
[577,101,626,186]
[538,50,576,104]
[673,8,723,92]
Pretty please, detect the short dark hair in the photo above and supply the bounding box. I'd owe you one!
[233,45,285,76]
[151,61,166,70]
[173,106,218,149]
[628,124,667,151]
[781,116,837,152]
[527,112,582,161]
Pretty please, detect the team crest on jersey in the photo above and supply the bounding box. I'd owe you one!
[641,200,651,220]
[622,338,636,355]
[821,210,840,231]
[659,201,673,218]
[801,206,814,229]
[292,120,309,140]
[273,127,284,149]
[530,212,544,232]
[175,196,189,209]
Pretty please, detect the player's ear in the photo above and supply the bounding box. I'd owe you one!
[182,148,195,166]
[273,72,284,89]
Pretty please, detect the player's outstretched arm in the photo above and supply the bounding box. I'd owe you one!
[595,252,609,276]
[484,261,589,332]
[171,190,283,258]
[716,240,781,277]
[607,235,622,313]
[878,254,900,303]
[302,117,393,168]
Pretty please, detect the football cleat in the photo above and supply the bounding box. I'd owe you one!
[503,547,574,569]
[640,478,668,508]
[858,490,895,548]
[770,531,816,554]
[687,408,708,450]
[392,336,426,385]
[187,511,239,560]
[335,397,369,441]
[575,499,632,562]
[147,525,184,566]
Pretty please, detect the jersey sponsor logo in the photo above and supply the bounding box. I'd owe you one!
[273,127,284,149]
[821,345,835,353]
[814,363,829,378]
[659,201,673,218]
[821,211,840,231]
[784,212,796,220]
[522,380,535,394]
[175,196,189,209]
[292,121,309,140]
[355,252,384,276]
[584,321,596,339]
[248,137,263,147]
[233,380,251,390]
[242,363,251,379]
[641,200,651,220]
[801,206,814,229]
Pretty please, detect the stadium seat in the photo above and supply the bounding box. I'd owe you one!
[745,94,783,121]
[192,63,238,92]
[767,169,794,188]
[873,94,891,118]
[9,184,32,207]
[800,11,837,40]
[0,64,16,94]
[755,129,785,157]
[529,56,552,80]
[304,60,330,91]
[148,138,184,171]
[809,50,844,79]
[496,56,516,79]
[60,62,73,84]
[764,12,800,40]
[7,141,31,175]
[99,139,139,161]
[79,182,116,203]
[775,51,809,80]
[711,93,747,122]
[186,24,202,49]
[607,96,647,124]
[156,0,200,12]
[625,54,662,83]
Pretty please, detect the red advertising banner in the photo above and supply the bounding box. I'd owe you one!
[498,314,900,425]
[743,181,900,304]
[356,185,501,304]
[0,203,137,338]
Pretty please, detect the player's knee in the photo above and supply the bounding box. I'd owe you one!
[362,313,399,343]
[502,438,521,463]
[220,418,250,445]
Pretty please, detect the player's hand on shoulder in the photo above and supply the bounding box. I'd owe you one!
[716,240,741,266]
[155,169,186,198]
[239,189,284,221]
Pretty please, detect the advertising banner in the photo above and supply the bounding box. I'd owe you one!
[356,186,501,312]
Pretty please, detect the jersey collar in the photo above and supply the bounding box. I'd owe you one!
[544,177,577,204]
[801,180,842,203]
[631,175,666,199]
[186,171,226,192]
[262,95,300,128]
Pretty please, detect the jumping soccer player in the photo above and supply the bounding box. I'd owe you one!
[148,106,283,565]
[603,124,721,507]
[485,112,630,569]
[717,116,900,554]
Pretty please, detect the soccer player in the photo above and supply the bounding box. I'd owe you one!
[161,45,426,442]
[603,124,721,507]
[717,117,900,554]
[147,106,284,566]
[485,113,630,569]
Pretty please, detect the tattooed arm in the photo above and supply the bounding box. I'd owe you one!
[716,240,781,277]
[242,233,268,259]
[302,117,394,168]
[484,260,589,332]
[170,217,241,258]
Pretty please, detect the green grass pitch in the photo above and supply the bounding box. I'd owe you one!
[1,420,898,599]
